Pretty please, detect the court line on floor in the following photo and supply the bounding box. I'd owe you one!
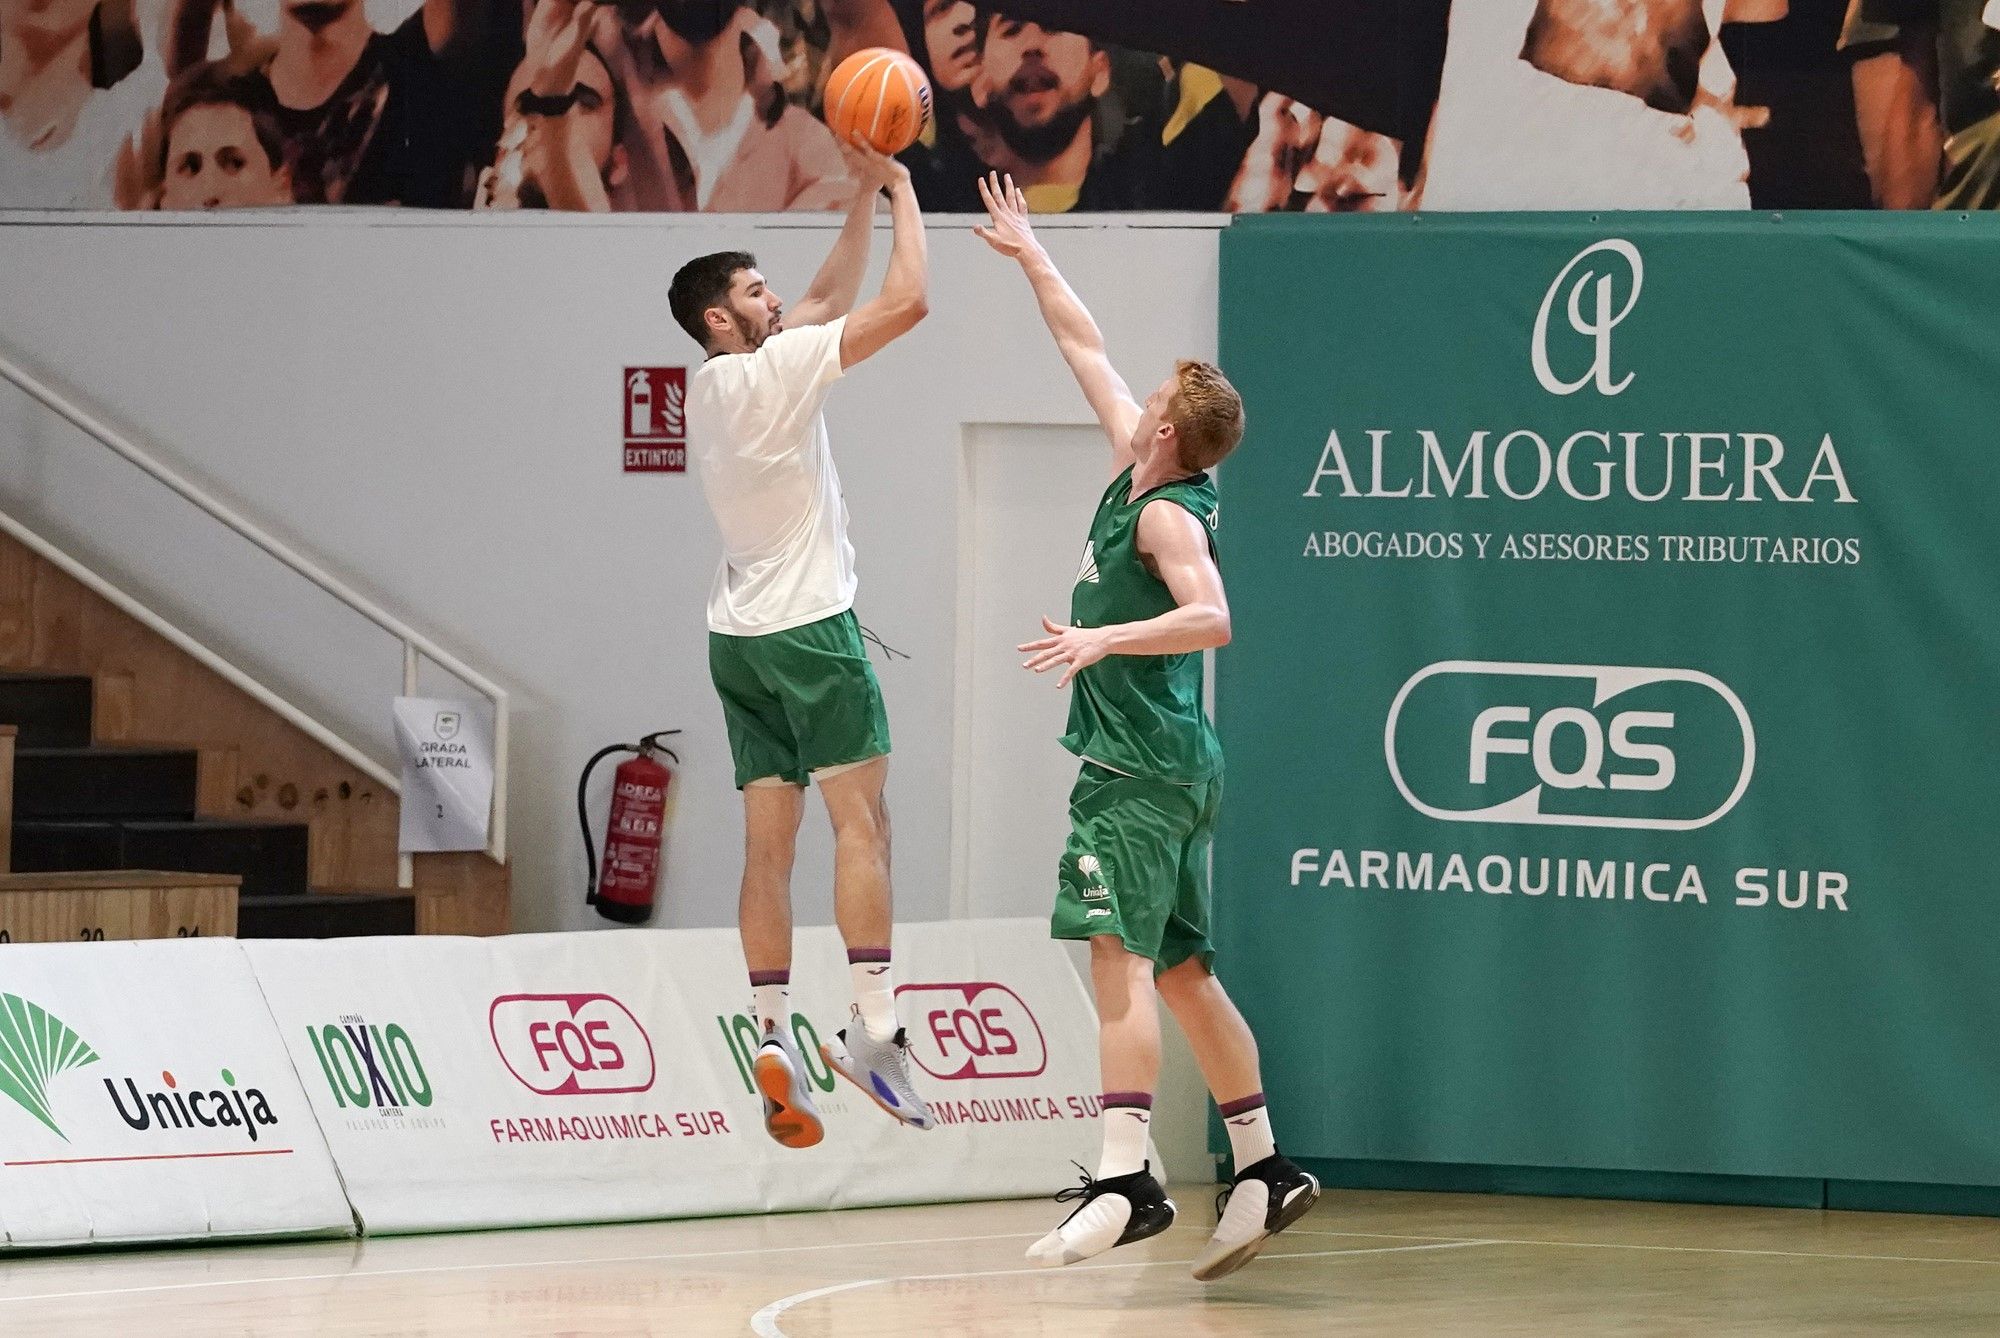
[748,1240,1490,1337]
[0,1230,1050,1306]
[1284,1229,2000,1268]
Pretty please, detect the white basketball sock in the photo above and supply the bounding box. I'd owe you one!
[1221,1094,1276,1170]
[848,949,897,1042]
[750,972,790,1039]
[1097,1096,1153,1179]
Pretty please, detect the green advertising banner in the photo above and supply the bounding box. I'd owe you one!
[1215,214,2000,1190]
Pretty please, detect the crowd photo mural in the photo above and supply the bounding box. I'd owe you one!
[1,0,1993,211]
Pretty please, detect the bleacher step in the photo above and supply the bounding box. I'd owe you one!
[13,747,199,822]
[0,672,93,749]
[238,892,416,939]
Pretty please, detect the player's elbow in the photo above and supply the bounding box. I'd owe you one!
[883,289,928,328]
[1203,607,1232,649]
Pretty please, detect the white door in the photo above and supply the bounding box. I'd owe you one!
[954,424,1108,920]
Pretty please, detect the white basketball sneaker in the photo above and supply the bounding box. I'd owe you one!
[1192,1150,1320,1281]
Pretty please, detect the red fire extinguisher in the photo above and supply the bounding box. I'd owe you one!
[579,731,680,924]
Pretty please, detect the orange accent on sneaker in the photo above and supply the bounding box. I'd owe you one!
[754,1049,824,1149]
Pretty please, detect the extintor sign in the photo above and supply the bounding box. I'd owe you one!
[623,367,687,473]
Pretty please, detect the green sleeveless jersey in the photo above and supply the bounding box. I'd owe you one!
[1060,466,1223,784]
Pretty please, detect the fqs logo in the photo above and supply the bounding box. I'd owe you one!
[0,994,99,1140]
[1532,239,1644,397]
[897,983,1047,1081]
[1386,661,1754,831]
[489,994,656,1096]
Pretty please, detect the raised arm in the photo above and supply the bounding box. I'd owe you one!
[838,147,929,369]
[976,172,1140,472]
[1020,501,1228,687]
[789,147,896,327]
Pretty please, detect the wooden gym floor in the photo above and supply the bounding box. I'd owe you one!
[1,1186,1996,1335]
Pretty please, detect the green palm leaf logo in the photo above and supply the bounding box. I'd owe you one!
[0,994,100,1140]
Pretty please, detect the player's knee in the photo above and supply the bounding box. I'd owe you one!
[1156,956,1214,1005]
[745,826,800,873]
[1089,935,1155,986]
[1089,933,1130,959]
[830,798,890,852]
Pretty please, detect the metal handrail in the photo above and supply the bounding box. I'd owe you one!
[0,349,510,873]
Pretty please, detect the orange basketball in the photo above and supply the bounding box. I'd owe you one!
[824,47,932,156]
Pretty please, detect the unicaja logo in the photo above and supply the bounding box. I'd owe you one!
[104,1068,280,1141]
[1386,660,1755,831]
[1532,239,1644,397]
[0,994,99,1140]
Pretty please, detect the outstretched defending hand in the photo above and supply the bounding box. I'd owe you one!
[1020,616,1112,689]
[974,171,1042,260]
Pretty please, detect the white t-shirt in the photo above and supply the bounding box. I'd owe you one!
[687,317,856,637]
[0,61,165,210]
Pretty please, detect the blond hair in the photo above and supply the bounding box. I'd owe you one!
[1167,360,1246,472]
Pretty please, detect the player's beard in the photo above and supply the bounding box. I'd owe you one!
[729,309,769,351]
[989,95,1093,166]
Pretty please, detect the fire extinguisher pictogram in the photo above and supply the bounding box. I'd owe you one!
[579,731,680,924]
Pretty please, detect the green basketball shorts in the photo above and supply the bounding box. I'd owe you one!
[1051,761,1220,975]
[708,610,891,790]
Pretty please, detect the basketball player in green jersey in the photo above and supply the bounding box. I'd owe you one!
[975,172,1319,1280]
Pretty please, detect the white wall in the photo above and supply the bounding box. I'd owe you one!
[0,211,1221,938]
[0,209,1225,1176]
[1,210,1226,1177]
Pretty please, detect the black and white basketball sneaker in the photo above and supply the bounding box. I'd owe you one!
[1192,1150,1320,1281]
[1026,1161,1177,1267]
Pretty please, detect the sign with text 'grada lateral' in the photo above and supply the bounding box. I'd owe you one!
[394,697,495,853]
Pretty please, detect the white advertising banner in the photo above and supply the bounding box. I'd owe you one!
[0,940,355,1249]
[393,696,495,852]
[246,919,1108,1233]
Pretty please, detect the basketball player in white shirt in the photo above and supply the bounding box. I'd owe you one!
[671,141,935,1149]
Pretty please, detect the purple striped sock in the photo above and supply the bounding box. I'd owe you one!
[846,947,892,965]
[1218,1092,1266,1119]
[1102,1090,1154,1111]
[748,969,790,987]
